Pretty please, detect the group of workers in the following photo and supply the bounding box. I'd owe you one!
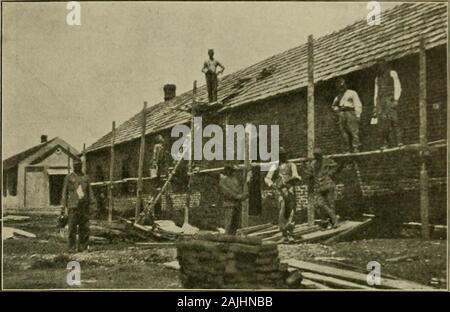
[218,57,404,241]
[333,58,403,152]
[59,54,404,252]
[219,146,342,242]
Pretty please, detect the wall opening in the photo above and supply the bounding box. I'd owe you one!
[49,174,66,206]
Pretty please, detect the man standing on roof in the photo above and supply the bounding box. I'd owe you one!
[219,164,248,235]
[331,78,363,153]
[61,159,96,253]
[304,148,343,229]
[202,49,225,103]
[265,147,301,242]
[373,58,403,148]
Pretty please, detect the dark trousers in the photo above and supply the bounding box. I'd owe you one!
[68,204,90,252]
[337,110,360,152]
[277,188,296,238]
[205,72,218,103]
[379,110,403,147]
[314,188,338,225]
[224,205,241,235]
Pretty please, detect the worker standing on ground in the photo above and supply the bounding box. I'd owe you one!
[202,49,225,103]
[61,159,96,253]
[304,148,342,229]
[373,58,403,148]
[219,164,248,235]
[331,78,363,153]
[265,147,301,242]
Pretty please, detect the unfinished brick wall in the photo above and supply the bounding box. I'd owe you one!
[176,234,288,289]
[86,46,447,226]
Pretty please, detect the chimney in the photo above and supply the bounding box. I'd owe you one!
[41,135,48,143]
[163,84,176,102]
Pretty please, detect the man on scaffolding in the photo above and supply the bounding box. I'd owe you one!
[331,78,363,153]
[373,58,403,148]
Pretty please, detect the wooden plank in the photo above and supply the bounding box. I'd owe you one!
[307,34,315,226]
[248,226,280,237]
[301,278,331,289]
[10,227,36,238]
[298,221,361,243]
[323,218,372,244]
[302,272,373,289]
[293,224,320,234]
[82,143,87,174]
[292,225,322,239]
[283,259,433,289]
[241,126,250,228]
[135,102,148,221]
[419,37,430,240]
[184,80,197,226]
[314,258,401,281]
[134,242,175,248]
[236,223,273,235]
[108,121,116,223]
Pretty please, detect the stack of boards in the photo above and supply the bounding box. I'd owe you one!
[237,220,368,244]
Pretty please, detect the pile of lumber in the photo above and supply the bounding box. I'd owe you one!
[236,220,370,244]
[128,219,199,241]
[89,220,128,243]
[176,234,289,289]
[244,224,321,243]
[3,227,36,240]
[3,215,31,222]
[283,259,433,290]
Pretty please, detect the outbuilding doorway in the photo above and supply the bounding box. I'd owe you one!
[49,174,66,206]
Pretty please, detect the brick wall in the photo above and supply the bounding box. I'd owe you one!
[87,45,447,226]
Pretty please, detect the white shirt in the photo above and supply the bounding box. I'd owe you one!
[332,89,363,118]
[264,162,300,188]
[374,70,402,107]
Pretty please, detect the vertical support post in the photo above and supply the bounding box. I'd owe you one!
[82,143,86,175]
[108,121,116,223]
[419,37,430,240]
[184,81,197,225]
[241,125,250,228]
[67,146,71,174]
[307,34,315,226]
[135,102,147,223]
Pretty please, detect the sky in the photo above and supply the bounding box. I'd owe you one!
[2,1,399,159]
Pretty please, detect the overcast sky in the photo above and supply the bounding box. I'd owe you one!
[2,1,398,159]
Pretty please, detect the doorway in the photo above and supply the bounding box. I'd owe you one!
[49,174,66,206]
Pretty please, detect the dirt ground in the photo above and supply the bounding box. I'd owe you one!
[2,216,447,289]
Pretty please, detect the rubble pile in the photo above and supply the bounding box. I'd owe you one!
[176,234,289,289]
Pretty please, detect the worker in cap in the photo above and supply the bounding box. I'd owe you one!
[219,163,247,235]
[61,158,96,253]
[202,48,225,103]
[331,77,363,153]
[265,147,301,242]
[304,146,343,229]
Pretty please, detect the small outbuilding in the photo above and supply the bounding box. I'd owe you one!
[2,136,80,214]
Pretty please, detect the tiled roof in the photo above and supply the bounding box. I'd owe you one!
[86,2,447,153]
[3,137,80,170]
